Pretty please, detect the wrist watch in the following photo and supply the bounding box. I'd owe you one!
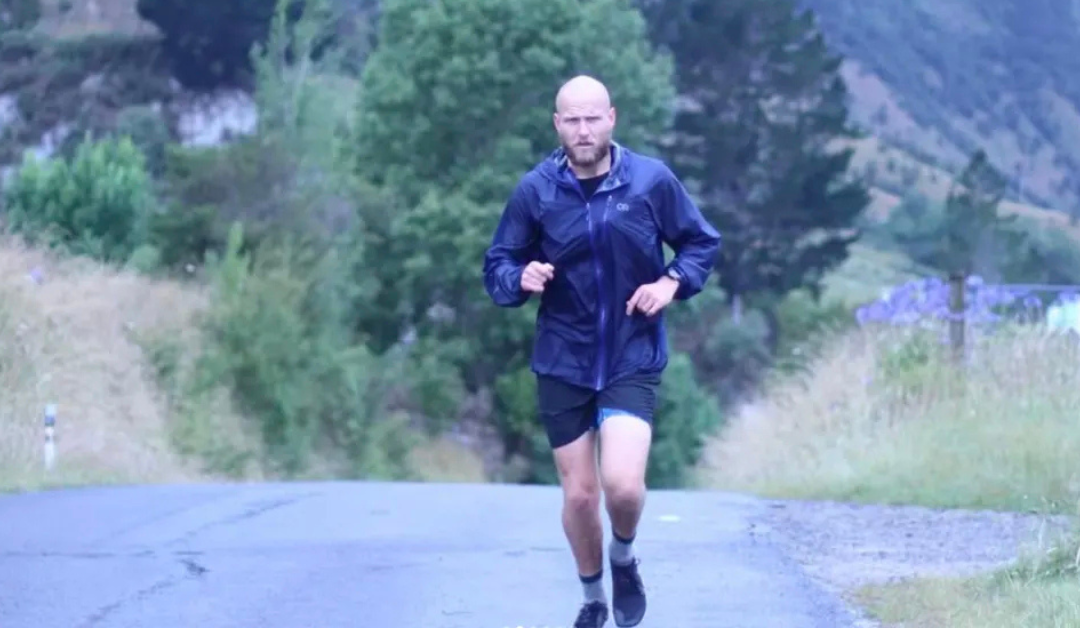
[665,267,682,284]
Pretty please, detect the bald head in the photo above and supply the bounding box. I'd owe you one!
[555,75,612,113]
[553,75,616,176]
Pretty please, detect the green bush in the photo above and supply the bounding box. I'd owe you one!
[147,202,225,272]
[649,351,725,488]
[193,222,415,478]
[386,335,469,436]
[664,285,779,405]
[699,311,774,401]
[2,134,154,264]
[493,366,557,484]
[772,289,856,373]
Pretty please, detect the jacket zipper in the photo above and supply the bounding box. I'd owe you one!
[571,163,623,392]
[586,198,607,391]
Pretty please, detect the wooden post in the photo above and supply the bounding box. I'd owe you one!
[948,272,965,364]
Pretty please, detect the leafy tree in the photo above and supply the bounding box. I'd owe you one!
[353,0,675,206]
[640,0,870,305]
[352,0,676,363]
[153,0,366,270]
[880,150,1014,280]
[159,1,418,478]
[877,180,1080,286]
[351,0,677,474]
[939,149,1012,276]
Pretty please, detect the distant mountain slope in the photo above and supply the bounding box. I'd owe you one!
[801,0,1080,214]
[23,0,1080,221]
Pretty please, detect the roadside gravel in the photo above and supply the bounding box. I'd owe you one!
[749,498,1077,626]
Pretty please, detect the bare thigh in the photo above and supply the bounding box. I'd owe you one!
[598,414,651,490]
[553,428,600,494]
[595,373,659,488]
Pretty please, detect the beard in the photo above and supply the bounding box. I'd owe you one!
[563,138,610,169]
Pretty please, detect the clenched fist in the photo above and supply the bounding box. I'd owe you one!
[626,276,679,317]
[521,261,555,293]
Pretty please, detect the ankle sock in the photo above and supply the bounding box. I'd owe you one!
[580,569,605,603]
[609,530,635,566]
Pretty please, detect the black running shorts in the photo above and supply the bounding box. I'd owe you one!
[537,372,661,449]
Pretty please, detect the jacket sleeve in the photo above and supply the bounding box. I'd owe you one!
[651,166,721,301]
[483,178,541,307]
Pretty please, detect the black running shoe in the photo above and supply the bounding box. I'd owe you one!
[610,559,646,627]
[573,600,608,628]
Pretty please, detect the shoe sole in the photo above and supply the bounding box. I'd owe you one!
[613,602,645,627]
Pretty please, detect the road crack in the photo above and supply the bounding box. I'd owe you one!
[166,492,317,546]
[76,556,208,627]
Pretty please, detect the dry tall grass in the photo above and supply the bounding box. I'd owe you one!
[701,320,1080,513]
[0,236,489,492]
[0,237,250,492]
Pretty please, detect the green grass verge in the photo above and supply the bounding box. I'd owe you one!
[858,534,1080,628]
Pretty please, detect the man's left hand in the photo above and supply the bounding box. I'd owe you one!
[626,276,679,316]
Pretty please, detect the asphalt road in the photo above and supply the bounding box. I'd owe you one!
[0,481,860,628]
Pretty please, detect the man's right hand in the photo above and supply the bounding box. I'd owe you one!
[521,261,555,293]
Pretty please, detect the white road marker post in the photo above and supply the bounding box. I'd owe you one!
[43,403,56,472]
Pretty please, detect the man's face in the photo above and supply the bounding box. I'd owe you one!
[554,104,615,169]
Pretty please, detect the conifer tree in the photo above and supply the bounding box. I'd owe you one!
[641,0,871,306]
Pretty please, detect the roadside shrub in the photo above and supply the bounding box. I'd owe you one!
[493,365,554,484]
[772,288,855,372]
[696,311,773,403]
[2,134,153,264]
[192,222,415,478]
[650,351,725,488]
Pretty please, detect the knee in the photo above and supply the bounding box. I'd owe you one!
[603,476,645,510]
[564,482,601,514]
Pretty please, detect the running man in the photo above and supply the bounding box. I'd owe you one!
[482,75,721,628]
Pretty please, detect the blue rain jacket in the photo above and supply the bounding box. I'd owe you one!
[483,142,721,391]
